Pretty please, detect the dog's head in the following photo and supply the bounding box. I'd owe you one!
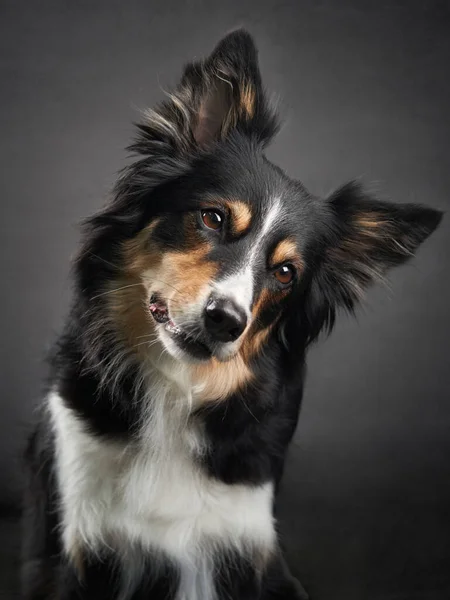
[79,30,442,396]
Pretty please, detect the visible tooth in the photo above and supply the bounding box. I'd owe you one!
[165,320,181,334]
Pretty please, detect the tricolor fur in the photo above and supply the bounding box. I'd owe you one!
[21,30,442,600]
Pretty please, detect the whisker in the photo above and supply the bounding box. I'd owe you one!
[86,252,120,271]
[239,395,260,423]
[149,278,185,296]
[90,283,143,301]
[135,333,158,340]
[89,277,188,302]
[133,339,162,350]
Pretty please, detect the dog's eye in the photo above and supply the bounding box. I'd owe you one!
[274,264,295,285]
[201,210,223,231]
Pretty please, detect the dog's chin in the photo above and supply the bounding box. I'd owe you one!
[157,326,239,364]
[158,326,213,364]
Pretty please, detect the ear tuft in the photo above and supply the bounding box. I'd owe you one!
[131,29,278,156]
[327,181,443,270]
[302,181,443,344]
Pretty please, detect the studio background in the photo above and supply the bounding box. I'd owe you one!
[1,1,449,599]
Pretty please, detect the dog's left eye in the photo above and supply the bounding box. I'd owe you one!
[274,264,295,285]
[201,210,223,231]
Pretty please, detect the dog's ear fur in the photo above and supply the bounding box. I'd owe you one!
[303,182,443,342]
[133,29,278,155]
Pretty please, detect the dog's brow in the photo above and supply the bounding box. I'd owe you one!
[225,200,252,235]
[270,239,302,269]
[248,198,282,263]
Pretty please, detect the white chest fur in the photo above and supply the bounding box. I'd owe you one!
[48,388,275,599]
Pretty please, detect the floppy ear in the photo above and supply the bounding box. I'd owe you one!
[133,29,278,155]
[304,182,443,341]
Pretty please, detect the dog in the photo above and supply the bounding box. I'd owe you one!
[21,29,442,600]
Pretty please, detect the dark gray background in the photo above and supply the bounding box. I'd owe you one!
[1,1,449,599]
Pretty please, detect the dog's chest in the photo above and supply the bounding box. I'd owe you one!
[86,430,274,557]
[49,391,275,578]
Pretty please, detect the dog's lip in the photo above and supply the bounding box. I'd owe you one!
[149,294,212,360]
[149,294,171,324]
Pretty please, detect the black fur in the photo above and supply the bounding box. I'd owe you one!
[21,29,442,600]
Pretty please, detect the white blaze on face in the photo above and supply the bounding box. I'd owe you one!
[214,198,282,319]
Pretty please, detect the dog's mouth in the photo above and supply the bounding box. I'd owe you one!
[149,293,212,361]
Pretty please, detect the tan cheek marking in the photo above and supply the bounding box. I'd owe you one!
[107,221,162,357]
[159,246,217,312]
[251,288,285,319]
[239,288,284,362]
[108,278,152,359]
[240,323,276,363]
[226,200,252,235]
[110,216,216,358]
[192,355,254,402]
[122,220,162,274]
[270,238,303,272]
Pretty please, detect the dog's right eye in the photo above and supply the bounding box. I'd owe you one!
[200,210,223,231]
[274,264,296,285]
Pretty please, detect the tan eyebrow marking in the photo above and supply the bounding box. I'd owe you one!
[270,238,303,270]
[224,200,252,235]
[161,246,218,307]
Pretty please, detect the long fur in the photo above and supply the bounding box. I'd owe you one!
[21,29,442,600]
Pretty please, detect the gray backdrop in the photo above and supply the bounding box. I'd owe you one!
[1,1,449,599]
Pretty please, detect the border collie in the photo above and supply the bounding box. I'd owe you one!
[21,29,442,600]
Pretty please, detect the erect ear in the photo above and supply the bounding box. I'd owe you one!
[305,182,443,340]
[134,29,278,155]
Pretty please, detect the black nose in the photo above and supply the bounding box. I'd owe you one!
[204,297,247,343]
